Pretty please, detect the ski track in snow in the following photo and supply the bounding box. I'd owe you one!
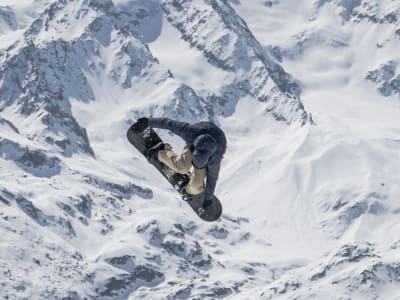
[0,0,400,299]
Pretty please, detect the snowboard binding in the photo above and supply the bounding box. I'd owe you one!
[146,142,165,161]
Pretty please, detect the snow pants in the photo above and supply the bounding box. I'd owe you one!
[157,145,206,195]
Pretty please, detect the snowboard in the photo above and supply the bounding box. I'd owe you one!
[127,120,222,222]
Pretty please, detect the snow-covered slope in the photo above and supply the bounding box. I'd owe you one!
[0,0,399,299]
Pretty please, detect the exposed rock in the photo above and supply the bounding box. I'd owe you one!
[96,265,164,299]
[99,216,114,235]
[0,40,95,156]
[310,243,376,281]
[338,192,387,223]
[0,118,19,133]
[0,188,14,206]
[269,279,302,295]
[137,219,212,271]
[83,175,152,200]
[57,202,76,217]
[0,6,17,31]
[74,195,93,219]
[366,60,400,97]
[106,255,136,273]
[314,0,363,22]
[162,84,210,122]
[315,0,400,25]
[16,195,76,238]
[136,219,165,247]
[208,225,229,239]
[0,138,62,177]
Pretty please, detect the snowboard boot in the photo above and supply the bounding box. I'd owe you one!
[146,142,165,161]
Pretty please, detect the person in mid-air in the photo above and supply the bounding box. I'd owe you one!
[136,117,226,210]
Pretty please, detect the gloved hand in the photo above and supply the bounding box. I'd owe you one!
[136,117,149,127]
[132,117,149,133]
[202,198,212,208]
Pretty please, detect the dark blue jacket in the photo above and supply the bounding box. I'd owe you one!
[149,118,226,199]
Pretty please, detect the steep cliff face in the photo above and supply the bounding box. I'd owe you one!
[159,0,310,123]
[1,0,399,299]
[0,0,209,158]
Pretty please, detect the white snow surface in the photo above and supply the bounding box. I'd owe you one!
[0,0,400,299]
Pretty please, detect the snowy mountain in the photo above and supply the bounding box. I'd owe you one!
[0,0,399,299]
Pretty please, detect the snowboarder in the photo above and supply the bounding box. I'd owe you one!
[136,117,226,210]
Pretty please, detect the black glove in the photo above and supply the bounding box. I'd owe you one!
[136,117,149,126]
[202,198,212,208]
[132,117,149,132]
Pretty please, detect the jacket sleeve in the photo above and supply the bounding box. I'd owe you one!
[204,155,222,200]
[149,118,189,138]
